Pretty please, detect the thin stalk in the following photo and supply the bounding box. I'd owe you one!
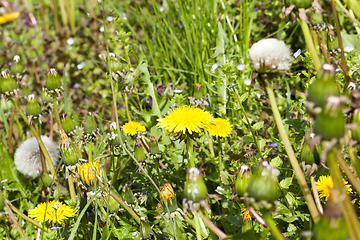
[68,175,77,201]
[331,0,350,85]
[347,145,360,176]
[199,211,227,239]
[4,202,25,238]
[49,111,54,140]
[316,33,331,65]
[233,88,263,160]
[310,176,324,214]
[12,100,57,179]
[205,130,215,158]
[124,93,132,122]
[299,19,321,71]
[337,153,360,195]
[183,214,208,238]
[58,0,70,38]
[39,0,48,35]
[266,84,320,223]
[52,0,60,31]
[195,138,212,160]
[194,214,202,240]
[218,138,223,172]
[335,0,360,26]
[6,200,49,232]
[248,207,267,228]
[8,105,15,155]
[108,188,140,225]
[263,213,286,240]
[329,150,360,239]
[88,140,93,162]
[186,135,195,168]
[53,96,62,130]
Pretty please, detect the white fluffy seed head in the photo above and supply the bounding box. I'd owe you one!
[247,38,293,72]
[14,136,59,177]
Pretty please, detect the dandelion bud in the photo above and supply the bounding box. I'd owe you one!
[41,88,53,104]
[0,70,18,97]
[159,183,177,212]
[184,167,208,203]
[26,94,41,118]
[107,122,121,146]
[314,96,345,141]
[194,83,203,99]
[77,161,100,186]
[241,208,252,233]
[61,113,76,135]
[108,53,122,72]
[45,68,62,92]
[11,55,23,74]
[300,133,320,176]
[134,138,146,162]
[140,218,153,240]
[41,172,53,187]
[314,189,348,240]
[235,164,252,197]
[245,161,278,212]
[327,26,340,56]
[310,3,325,32]
[83,112,98,141]
[60,132,79,166]
[351,109,360,141]
[149,136,159,155]
[307,64,339,107]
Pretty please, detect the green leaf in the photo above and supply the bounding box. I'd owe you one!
[270,156,283,168]
[252,121,264,131]
[242,135,253,144]
[239,92,249,103]
[280,177,292,189]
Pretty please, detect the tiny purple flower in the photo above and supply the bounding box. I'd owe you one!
[8,62,12,66]
[212,62,219,71]
[179,23,183,29]
[268,141,277,147]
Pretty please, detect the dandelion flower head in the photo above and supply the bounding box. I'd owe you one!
[207,118,232,138]
[247,38,293,72]
[241,208,251,223]
[0,12,19,25]
[14,136,59,177]
[316,175,352,201]
[159,183,175,203]
[77,161,100,186]
[28,200,75,224]
[122,121,146,136]
[157,105,214,136]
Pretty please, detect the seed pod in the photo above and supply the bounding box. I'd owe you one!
[61,113,76,135]
[184,167,208,203]
[26,94,41,118]
[314,96,345,141]
[327,26,340,56]
[149,136,159,155]
[235,164,252,197]
[300,133,320,175]
[83,112,98,142]
[41,172,53,187]
[45,68,62,91]
[60,144,79,166]
[41,88,53,104]
[0,70,18,97]
[108,53,122,72]
[307,64,339,108]
[134,138,146,162]
[11,55,23,74]
[107,122,122,147]
[194,83,203,99]
[245,161,278,212]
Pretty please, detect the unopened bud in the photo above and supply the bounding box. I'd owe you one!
[61,113,76,135]
[184,167,208,203]
[41,172,53,187]
[45,68,62,92]
[11,55,23,74]
[134,138,146,162]
[235,164,252,197]
[26,94,41,117]
[0,71,18,97]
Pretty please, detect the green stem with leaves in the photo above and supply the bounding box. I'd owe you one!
[187,135,195,168]
[265,83,320,223]
[263,213,286,240]
[299,18,321,71]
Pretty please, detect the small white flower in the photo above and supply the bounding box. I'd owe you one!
[77,62,84,70]
[293,49,301,58]
[14,136,59,177]
[13,55,20,62]
[344,44,354,53]
[174,89,183,93]
[106,16,113,22]
[237,64,245,71]
[212,62,219,71]
[123,13,127,20]
[160,6,165,12]
[247,38,293,72]
[66,38,74,45]
[244,78,251,86]
[100,26,105,32]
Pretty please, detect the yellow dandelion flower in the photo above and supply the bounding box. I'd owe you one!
[0,12,19,25]
[28,200,75,224]
[122,121,146,136]
[157,105,214,135]
[159,183,175,203]
[241,208,251,223]
[77,161,100,186]
[316,175,352,201]
[207,118,232,138]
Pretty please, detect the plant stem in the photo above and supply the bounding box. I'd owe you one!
[248,207,267,228]
[4,202,25,238]
[199,211,227,239]
[124,93,132,122]
[310,176,324,214]
[68,174,77,201]
[194,214,202,240]
[53,96,62,130]
[337,152,360,196]
[8,105,15,155]
[205,130,215,158]
[233,88,263,160]
[316,33,331,64]
[335,0,360,26]
[265,84,320,223]
[218,137,223,172]
[347,145,360,176]
[329,150,360,239]
[299,18,321,71]
[263,213,286,240]
[88,139,93,162]
[186,135,195,168]
[109,189,140,225]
